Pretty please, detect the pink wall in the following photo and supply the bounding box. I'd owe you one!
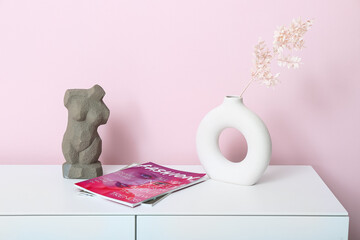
[1,0,359,238]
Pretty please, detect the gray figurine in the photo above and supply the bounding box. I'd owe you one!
[62,84,110,179]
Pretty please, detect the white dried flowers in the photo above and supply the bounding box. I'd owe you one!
[240,17,313,97]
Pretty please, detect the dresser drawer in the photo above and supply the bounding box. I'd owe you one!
[0,216,135,240]
[137,215,349,240]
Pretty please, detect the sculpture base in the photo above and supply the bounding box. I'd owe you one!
[62,162,103,179]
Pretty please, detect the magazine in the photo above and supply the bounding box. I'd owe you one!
[75,162,208,208]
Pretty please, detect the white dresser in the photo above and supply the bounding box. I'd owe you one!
[0,165,348,240]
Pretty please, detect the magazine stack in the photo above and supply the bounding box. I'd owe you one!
[75,162,208,207]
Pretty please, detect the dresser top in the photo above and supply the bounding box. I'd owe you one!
[0,165,347,216]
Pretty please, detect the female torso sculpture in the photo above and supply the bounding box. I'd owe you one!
[62,85,110,179]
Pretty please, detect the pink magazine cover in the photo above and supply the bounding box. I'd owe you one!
[75,162,207,207]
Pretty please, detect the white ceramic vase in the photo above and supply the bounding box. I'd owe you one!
[196,96,271,185]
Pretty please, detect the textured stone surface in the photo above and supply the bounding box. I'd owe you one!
[62,85,110,179]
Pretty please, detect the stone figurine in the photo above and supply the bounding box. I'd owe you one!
[62,85,110,179]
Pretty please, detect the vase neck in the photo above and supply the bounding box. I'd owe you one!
[223,96,243,104]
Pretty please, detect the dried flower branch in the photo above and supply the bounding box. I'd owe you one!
[240,17,313,97]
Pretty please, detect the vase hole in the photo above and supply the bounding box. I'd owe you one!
[219,128,248,163]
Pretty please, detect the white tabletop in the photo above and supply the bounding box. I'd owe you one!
[0,165,347,216]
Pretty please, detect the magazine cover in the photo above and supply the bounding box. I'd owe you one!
[75,162,207,207]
